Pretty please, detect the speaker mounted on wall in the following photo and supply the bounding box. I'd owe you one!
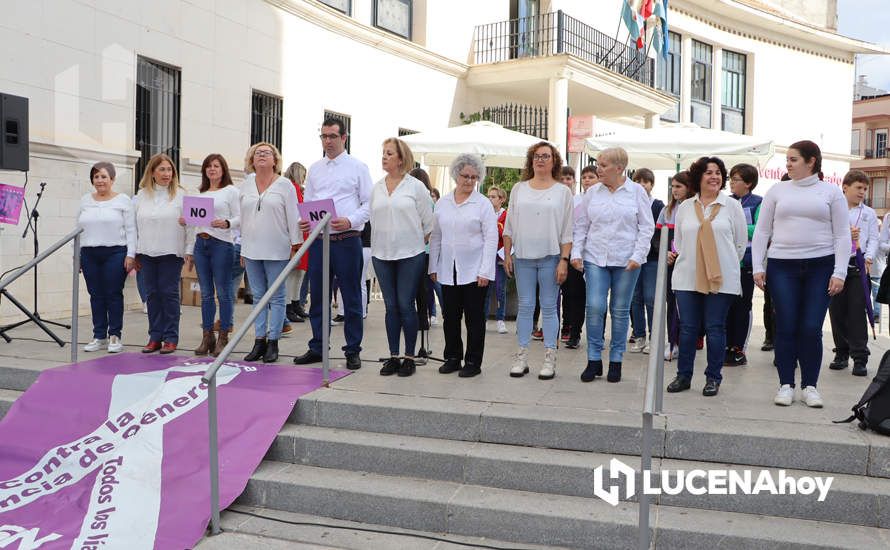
[0,93,29,172]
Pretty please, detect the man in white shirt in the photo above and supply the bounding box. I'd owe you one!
[828,170,880,377]
[293,118,374,369]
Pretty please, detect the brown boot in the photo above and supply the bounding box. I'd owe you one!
[211,330,230,357]
[194,330,216,356]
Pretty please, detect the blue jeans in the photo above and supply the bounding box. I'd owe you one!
[231,243,244,299]
[308,235,364,354]
[81,246,128,339]
[138,254,184,344]
[373,252,426,356]
[484,262,508,321]
[675,291,735,383]
[514,255,560,348]
[584,263,640,362]
[244,258,288,340]
[194,236,235,331]
[299,269,310,306]
[631,260,657,338]
[767,255,834,388]
[136,269,148,303]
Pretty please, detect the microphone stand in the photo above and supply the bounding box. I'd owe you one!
[0,182,69,345]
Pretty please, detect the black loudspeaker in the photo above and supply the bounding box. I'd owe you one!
[0,93,29,172]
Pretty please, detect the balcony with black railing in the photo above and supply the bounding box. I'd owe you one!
[473,10,654,88]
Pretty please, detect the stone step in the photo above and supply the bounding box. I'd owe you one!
[268,424,890,529]
[203,505,561,549]
[0,389,22,419]
[240,461,890,549]
[292,389,890,478]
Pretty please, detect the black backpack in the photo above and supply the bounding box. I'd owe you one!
[835,350,890,435]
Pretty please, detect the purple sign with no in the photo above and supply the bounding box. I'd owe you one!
[182,196,214,226]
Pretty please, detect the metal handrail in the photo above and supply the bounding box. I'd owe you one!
[0,227,82,363]
[638,225,670,550]
[203,213,332,536]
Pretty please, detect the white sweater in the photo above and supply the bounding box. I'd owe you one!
[77,193,136,257]
[134,188,188,258]
[751,175,851,279]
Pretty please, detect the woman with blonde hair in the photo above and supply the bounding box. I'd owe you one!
[239,142,302,363]
[572,147,654,383]
[283,161,309,324]
[134,153,188,354]
[371,137,434,377]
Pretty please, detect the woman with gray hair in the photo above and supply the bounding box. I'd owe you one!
[429,154,498,377]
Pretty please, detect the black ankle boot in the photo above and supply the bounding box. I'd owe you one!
[581,360,602,382]
[607,361,622,383]
[286,302,300,323]
[263,339,279,363]
[244,338,267,362]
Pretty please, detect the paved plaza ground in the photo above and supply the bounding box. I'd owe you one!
[1,292,885,424]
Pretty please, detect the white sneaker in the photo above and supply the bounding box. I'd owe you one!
[802,386,824,408]
[430,316,439,326]
[629,336,647,353]
[107,336,123,353]
[774,384,794,406]
[664,345,678,361]
[497,320,508,334]
[642,343,650,354]
[539,348,557,380]
[510,346,529,377]
[84,338,107,352]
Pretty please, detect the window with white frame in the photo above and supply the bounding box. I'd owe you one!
[721,50,746,134]
[691,40,712,128]
[656,31,682,123]
[876,129,888,158]
[852,129,861,156]
[871,177,887,209]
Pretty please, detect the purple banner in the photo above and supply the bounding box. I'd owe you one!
[0,183,25,225]
[0,354,348,549]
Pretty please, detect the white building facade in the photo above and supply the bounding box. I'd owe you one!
[0,0,880,321]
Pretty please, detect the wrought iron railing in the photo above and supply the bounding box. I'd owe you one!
[481,103,549,139]
[473,10,655,88]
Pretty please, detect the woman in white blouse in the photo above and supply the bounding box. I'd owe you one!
[370,138,434,378]
[503,142,573,380]
[134,153,188,354]
[428,154,498,378]
[77,162,136,353]
[183,154,240,357]
[239,142,302,364]
[571,148,654,383]
[666,157,747,397]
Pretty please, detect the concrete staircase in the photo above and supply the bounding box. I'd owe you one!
[3,368,890,548]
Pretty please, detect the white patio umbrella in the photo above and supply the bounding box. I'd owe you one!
[584,122,774,171]
[401,121,547,169]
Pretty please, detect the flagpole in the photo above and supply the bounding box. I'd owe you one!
[603,7,628,69]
